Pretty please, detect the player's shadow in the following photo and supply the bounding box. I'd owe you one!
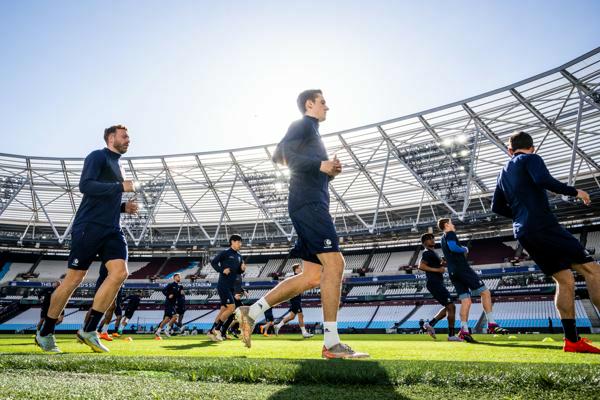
[162,339,219,351]
[267,359,406,400]
[473,341,561,351]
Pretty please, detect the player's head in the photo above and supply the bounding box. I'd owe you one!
[437,218,454,232]
[292,263,302,275]
[420,233,435,248]
[173,273,181,283]
[508,131,534,155]
[229,234,242,250]
[104,124,130,154]
[297,89,328,122]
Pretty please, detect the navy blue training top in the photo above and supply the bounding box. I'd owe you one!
[162,282,182,304]
[272,115,331,212]
[440,231,469,273]
[419,249,444,286]
[74,148,125,229]
[491,153,577,238]
[211,248,244,289]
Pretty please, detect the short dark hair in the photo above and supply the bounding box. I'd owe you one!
[509,131,534,151]
[104,124,127,144]
[229,234,242,245]
[437,218,450,232]
[292,263,301,273]
[420,233,434,244]
[297,89,322,114]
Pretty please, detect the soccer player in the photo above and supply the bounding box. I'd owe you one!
[439,218,507,343]
[167,285,186,335]
[418,233,462,342]
[207,234,245,341]
[236,89,368,359]
[221,271,245,339]
[117,291,142,335]
[36,125,137,353]
[155,273,183,339]
[259,308,275,337]
[274,264,314,338]
[36,281,64,334]
[492,131,600,353]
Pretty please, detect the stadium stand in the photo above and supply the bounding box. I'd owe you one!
[383,251,413,272]
[368,252,391,272]
[492,300,591,329]
[368,305,415,329]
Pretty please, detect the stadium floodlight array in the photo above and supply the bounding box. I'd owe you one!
[0,48,599,249]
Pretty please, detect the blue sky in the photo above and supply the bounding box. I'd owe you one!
[1,1,599,158]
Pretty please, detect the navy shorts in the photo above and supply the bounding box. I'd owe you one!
[218,286,235,306]
[290,202,339,265]
[289,297,302,314]
[234,298,243,308]
[68,224,128,270]
[518,225,594,276]
[426,281,454,306]
[114,303,123,317]
[449,268,487,299]
[124,307,136,319]
[164,302,177,318]
[264,308,274,322]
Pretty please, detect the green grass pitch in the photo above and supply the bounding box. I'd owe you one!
[1,333,599,399]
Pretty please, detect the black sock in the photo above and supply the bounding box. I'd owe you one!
[40,317,58,337]
[84,309,105,333]
[221,314,235,334]
[215,320,224,332]
[430,318,439,327]
[561,319,579,342]
[448,326,455,337]
[210,321,217,332]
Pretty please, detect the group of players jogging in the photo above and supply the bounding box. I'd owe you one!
[34,89,600,357]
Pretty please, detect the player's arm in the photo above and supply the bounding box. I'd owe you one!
[240,261,246,273]
[273,121,322,172]
[491,177,513,219]
[210,252,225,273]
[446,233,468,254]
[79,151,125,196]
[418,260,445,273]
[525,154,579,197]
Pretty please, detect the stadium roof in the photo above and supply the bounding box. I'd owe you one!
[1,47,599,248]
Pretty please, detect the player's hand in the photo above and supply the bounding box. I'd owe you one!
[440,259,447,267]
[576,189,591,205]
[320,157,342,177]
[462,247,469,254]
[168,294,174,299]
[223,268,231,275]
[124,200,139,214]
[122,180,136,192]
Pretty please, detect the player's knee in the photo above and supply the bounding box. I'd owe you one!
[110,268,129,283]
[446,303,456,312]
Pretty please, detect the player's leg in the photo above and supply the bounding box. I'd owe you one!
[572,261,600,311]
[39,268,86,341]
[553,269,576,339]
[298,312,312,338]
[99,300,116,341]
[445,303,457,338]
[275,311,295,335]
[216,304,235,339]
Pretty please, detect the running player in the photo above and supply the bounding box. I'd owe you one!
[236,90,368,358]
[207,234,245,341]
[98,287,124,341]
[439,218,508,343]
[418,233,462,341]
[492,131,600,353]
[36,281,64,334]
[221,271,244,339]
[117,291,142,335]
[36,125,137,353]
[259,308,275,337]
[273,264,313,338]
[155,273,182,339]
[167,285,186,335]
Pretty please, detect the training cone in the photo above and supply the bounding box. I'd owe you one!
[508,335,518,340]
[126,337,133,342]
[493,334,500,338]
[542,337,555,342]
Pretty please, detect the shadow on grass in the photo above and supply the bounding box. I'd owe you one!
[474,341,561,351]
[267,359,407,400]
[162,339,219,351]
